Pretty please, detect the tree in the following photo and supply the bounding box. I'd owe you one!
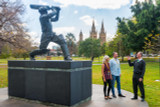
[116,1,160,53]
[156,0,160,4]
[12,48,28,59]
[130,1,160,52]
[78,38,101,61]
[12,39,32,60]
[105,33,130,61]
[0,43,12,58]
[101,43,107,56]
[116,17,144,52]
[0,0,32,54]
[65,33,77,55]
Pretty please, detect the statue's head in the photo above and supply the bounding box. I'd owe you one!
[39,7,47,14]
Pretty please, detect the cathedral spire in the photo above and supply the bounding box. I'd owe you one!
[100,21,105,33]
[90,19,97,39]
[99,20,106,45]
[79,30,83,42]
[91,20,96,32]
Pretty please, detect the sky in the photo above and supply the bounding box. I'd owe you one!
[20,0,152,48]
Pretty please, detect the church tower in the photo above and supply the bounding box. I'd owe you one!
[90,20,97,39]
[79,30,83,42]
[99,21,106,45]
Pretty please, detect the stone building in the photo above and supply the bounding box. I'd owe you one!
[79,20,107,45]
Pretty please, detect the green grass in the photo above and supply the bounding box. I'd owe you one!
[92,62,160,107]
[0,65,8,88]
[0,57,160,106]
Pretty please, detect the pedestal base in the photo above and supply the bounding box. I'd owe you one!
[8,60,92,106]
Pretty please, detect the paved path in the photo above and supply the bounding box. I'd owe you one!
[0,84,148,107]
[0,64,7,65]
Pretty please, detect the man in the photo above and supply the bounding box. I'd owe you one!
[30,6,72,60]
[127,52,146,102]
[109,52,125,98]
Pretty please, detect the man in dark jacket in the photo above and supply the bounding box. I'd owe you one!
[127,52,146,102]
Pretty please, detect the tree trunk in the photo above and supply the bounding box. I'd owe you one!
[91,56,94,61]
[121,56,124,62]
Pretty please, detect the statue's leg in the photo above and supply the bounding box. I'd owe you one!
[30,49,50,60]
[29,36,50,60]
[52,34,72,61]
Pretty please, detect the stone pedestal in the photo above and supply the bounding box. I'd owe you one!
[8,60,92,106]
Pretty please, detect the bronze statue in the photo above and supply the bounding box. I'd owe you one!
[29,4,72,61]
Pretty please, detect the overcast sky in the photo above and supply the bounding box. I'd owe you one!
[20,0,154,48]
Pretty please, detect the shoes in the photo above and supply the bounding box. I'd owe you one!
[141,98,145,102]
[131,97,138,100]
[107,96,112,99]
[112,95,117,98]
[104,96,108,100]
[118,94,126,97]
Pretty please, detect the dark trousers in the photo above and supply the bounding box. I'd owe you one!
[103,78,112,97]
[133,76,145,99]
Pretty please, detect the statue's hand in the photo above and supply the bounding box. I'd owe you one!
[55,7,61,12]
[51,6,61,12]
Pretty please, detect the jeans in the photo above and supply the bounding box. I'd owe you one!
[111,75,121,96]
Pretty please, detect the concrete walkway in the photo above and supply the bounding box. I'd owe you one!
[0,84,148,107]
[0,64,7,65]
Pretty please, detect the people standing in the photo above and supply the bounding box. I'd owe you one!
[101,55,112,99]
[127,52,146,102]
[109,52,125,98]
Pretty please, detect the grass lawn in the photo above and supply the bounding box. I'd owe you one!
[0,65,8,88]
[92,62,160,107]
[0,58,160,106]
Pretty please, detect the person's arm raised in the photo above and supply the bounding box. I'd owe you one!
[127,56,134,66]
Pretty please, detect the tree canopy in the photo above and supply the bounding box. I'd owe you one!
[78,38,101,60]
[0,0,33,58]
[0,0,32,51]
[65,33,77,55]
[116,0,160,53]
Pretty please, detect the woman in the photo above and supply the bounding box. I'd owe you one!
[101,55,112,99]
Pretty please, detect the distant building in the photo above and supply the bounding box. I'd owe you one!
[90,20,97,39]
[99,21,106,45]
[79,30,83,42]
[79,20,107,45]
